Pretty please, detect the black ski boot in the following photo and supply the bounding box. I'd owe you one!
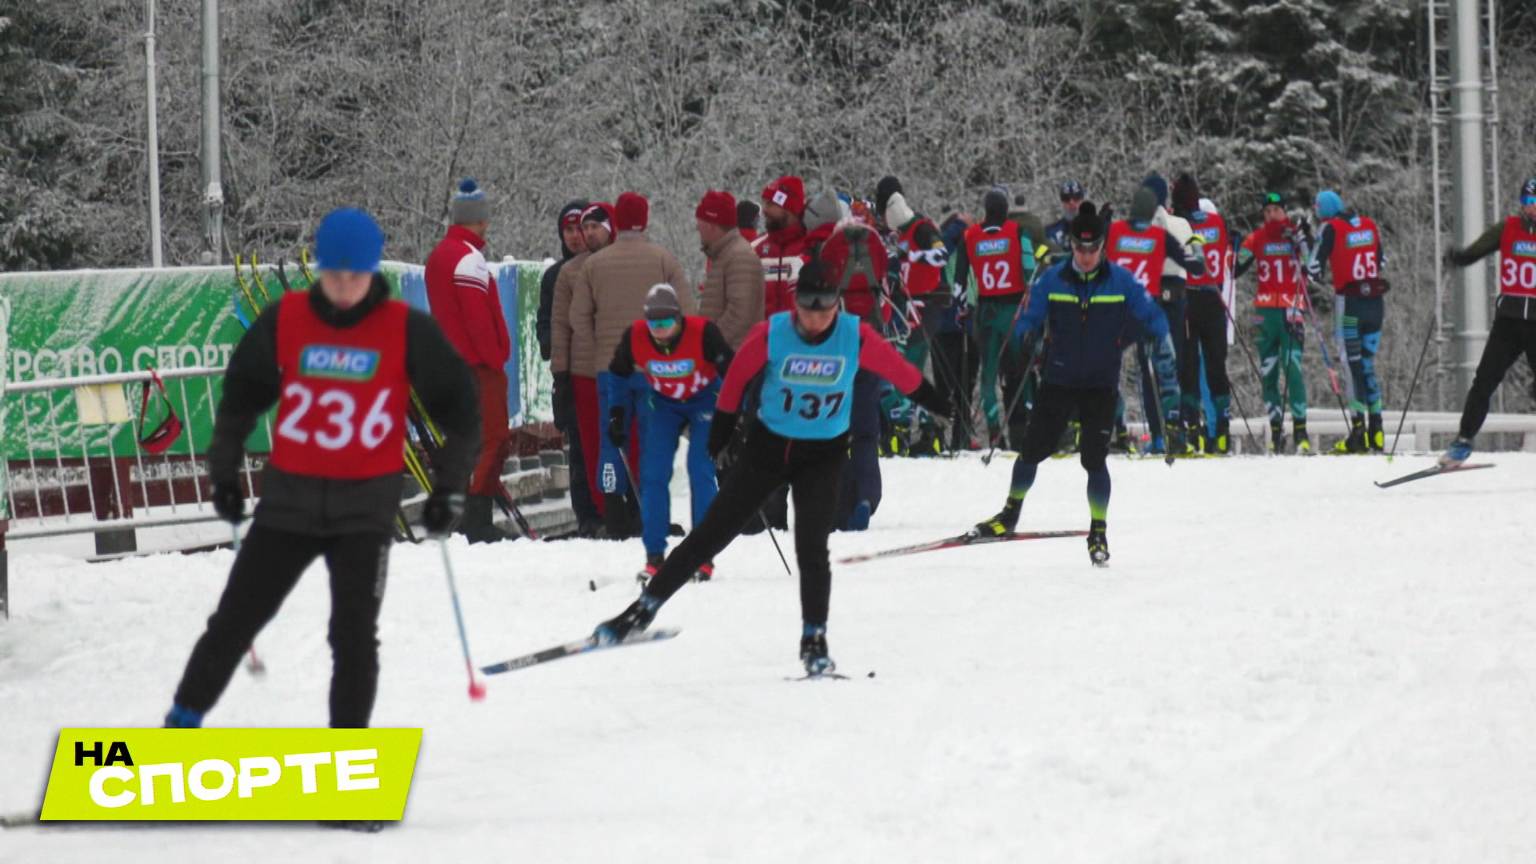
[1212,417,1231,455]
[1087,519,1110,567]
[1294,421,1312,455]
[972,498,1021,538]
[800,624,836,677]
[593,595,659,645]
[1335,416,1367,454]
[1108,422,1135,454]
[1367,413,1385,452]
[1269,421,1286,454]
[1185,418,1207,456]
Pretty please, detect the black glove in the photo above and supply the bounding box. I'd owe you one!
[552,372,574,431]
[211,480,246,524]
[607,407,627,448]
[707,410,740,471]
[908,379,953,423]
[421,490,465,538]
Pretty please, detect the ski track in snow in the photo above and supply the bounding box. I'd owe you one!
[2,453,1535,863]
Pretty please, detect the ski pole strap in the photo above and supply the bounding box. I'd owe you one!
[137,368,183,454]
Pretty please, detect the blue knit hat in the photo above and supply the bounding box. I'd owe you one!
[1141,173,1169,208]
[1315,189,1343,218]
[451,177,490,225]
[314,208,384,273]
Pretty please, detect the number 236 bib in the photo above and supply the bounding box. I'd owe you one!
[271,292,410,478]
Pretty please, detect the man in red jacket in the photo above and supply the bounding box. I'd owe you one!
[426,178,512,542]
[754,175,809,316]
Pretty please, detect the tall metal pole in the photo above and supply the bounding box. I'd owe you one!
[200,0,224,264]
[144,0,163,267]
[1448,0,1488,398]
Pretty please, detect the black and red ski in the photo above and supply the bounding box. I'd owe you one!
[480,628,681,675]
[1374,462,1493,489]
[837,529,1087,565]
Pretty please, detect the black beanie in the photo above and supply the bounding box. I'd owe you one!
[1171,173,1201,216]
[875,175,904,217]
[737,199,760,231]
[1068,202,1105,246]
[983,187,1010,224]
[557,199,589,257]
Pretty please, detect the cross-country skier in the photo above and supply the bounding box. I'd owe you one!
[972,202,1179,566]
[953,186,1037,448]
[589,258,952,676]
[164,208,480,728]
[1306,188,1388,452]
[1439,177,1536,467]
[1171,174,1234,453]
[1235,192,1312,453]
[607,284,734,582]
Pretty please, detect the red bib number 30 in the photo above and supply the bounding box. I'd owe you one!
[277,382,394,450]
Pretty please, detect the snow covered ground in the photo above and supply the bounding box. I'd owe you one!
[3,452,1535,863]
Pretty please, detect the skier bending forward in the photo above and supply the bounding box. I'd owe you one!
[592,258,951,676]
[972,202,1178,566]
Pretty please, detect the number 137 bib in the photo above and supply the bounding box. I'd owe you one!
[758,311,860,440]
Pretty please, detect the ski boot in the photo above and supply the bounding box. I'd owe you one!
[593,594,659,645]
[1367,413,1385,452]
[971,498,1021,539]
[164,704,204,729]
[1185,418,1207,456]
[1211,418,1231,455]
[1269,421,1286,454]
[799,624,836,677]
[1108,422,1136,454]
[1294,422,1312,455]
[693,561,715,583]
[1146,435,1166,455]
[1334,417,1367,454]
[1087,520,1110,567]
[1439,436,1473,468]
[844,499,872,532]
[636,554,664,587]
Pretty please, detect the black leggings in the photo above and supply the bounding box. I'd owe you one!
[1180,290,1231,418]
[173,525,390,727]
[646,424,847,626]
[1458,314,1536,439]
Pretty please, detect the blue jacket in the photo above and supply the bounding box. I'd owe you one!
[1016,259,1169,389]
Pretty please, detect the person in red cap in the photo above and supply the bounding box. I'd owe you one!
[571,191,692,537]
[550,201,609,534]
[696,189,764,349]
[754,175,809,316]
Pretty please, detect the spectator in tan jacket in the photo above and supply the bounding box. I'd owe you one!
[695,189,764,350]
[571,191,692,535]
[553,201,615,528]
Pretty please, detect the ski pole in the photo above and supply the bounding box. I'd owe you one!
[229,525,266,677]
[1210,295,1267,454]
[1141,340,1176,467]
[1387,312,1439,460]
[439,538,487,701]
[982,335,1040,466]
[1295,276,1355,428]
[761,511,793,577]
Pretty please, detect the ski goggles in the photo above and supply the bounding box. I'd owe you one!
[795,290,841,311]
[1521,194,1536,207]
[645,317,678,330]
[1070,237,1105,252]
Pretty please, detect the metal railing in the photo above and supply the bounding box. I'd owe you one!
[3,366,266,548]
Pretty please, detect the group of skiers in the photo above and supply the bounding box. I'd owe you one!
[163,170,1536,728]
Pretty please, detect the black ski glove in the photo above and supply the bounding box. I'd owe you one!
[607,407,628,448]
[907,380,953,423]
[707,410,740,472]
[422,490,465,539]
[211,480,246,524]
[552,372,574,431]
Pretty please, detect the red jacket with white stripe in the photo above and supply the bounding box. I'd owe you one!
[425,224,511,369]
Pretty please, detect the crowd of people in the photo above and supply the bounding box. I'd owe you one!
[161,170,1536,724]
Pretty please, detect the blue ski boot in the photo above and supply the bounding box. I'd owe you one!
[1439,436,1473,468]
[164,703,204,728]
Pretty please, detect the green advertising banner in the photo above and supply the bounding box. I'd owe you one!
[1,294,9,518]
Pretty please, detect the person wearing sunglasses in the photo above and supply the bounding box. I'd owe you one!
[591,258,951,677]
[1439,177,1536,467]
[606,284,735,584]
[973,202,1179,567]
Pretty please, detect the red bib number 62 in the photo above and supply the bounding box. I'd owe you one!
[277,382,394,450]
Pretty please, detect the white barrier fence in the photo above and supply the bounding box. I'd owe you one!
[1125,410,1536,455]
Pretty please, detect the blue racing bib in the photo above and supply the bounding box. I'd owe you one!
[758,311,860,440]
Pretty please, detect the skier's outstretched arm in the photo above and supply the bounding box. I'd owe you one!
[207,304,282,487]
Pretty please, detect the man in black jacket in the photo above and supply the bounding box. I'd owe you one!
[537,199,589,361]
[165,208,480,729]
